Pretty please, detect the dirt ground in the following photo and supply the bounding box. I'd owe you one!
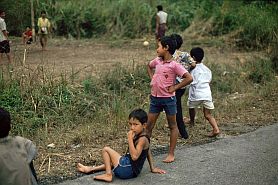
[2,37,277,184]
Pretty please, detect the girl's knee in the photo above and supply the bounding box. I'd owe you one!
[103,146,111,151]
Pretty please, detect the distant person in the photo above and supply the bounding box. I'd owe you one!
[155,5,168,43]
[77,109,165,182]
[37,10,51,51]
[0,10,12,63]
[187,47,220,137]
[0,107,38,185]
[22,26,33,45]
[146,35,193,163]
[171,33,196,139]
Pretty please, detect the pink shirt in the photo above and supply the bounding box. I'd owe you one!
[149,57,188,97]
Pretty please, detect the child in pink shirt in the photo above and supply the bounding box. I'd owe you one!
[147,35,193,163]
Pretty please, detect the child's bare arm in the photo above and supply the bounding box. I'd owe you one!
[127,131,145,160]
[147,63,154,79]
[180,72,193,87]
[147,149,166,174]
[168,72,193,93]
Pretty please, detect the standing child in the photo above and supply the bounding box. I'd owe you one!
[77,109,165,182]
[37,10,51,51]
[0,10,12,63]
[146,35,193,163]
[171,33,196,139]
[155,5,168,43]
[187,47,220,137]
[0,107,38,185]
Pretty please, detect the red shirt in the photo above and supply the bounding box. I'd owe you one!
[24,30,32,37]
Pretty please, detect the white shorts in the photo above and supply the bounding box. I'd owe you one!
[187,100,214,110]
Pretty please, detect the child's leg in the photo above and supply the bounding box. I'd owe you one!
[77,163,105,174]
[163,114,178,163]
[203,108,220,136]
[146,112,160,137]
[94,146,121,182]
[189,108,196,126]
[175,89,188,139]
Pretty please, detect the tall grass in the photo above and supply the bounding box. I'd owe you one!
[1,0,277,48]
[1,53,277,143]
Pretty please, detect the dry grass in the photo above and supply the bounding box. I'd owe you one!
[1,37,277,185]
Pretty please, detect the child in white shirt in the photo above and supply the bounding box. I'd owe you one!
[187,47,220,137]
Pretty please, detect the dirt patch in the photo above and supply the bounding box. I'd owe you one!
[2,37,277,185]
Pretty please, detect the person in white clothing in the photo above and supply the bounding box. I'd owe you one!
[187,47,220,137]
[155,5,167,43]
[0,10,12,63]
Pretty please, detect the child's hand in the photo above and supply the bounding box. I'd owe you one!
[168,85,176,93]
[152,167,166,174]
[127,130,135,140]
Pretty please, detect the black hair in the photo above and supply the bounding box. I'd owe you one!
[0,10,4,14]
[0,107,11,138]
[170,34,183,50]
[190,47,204,62]
[41,10,46,14]
[157,5,163,11]
[128,109,147,125]
[160,35,178,55]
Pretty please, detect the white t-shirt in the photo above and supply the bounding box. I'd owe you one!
[188,63,212,101]
[157,11,167,24]
[0,17,7,42]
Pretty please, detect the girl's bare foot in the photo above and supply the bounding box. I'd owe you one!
[163,154,175,163]
[76,163,95,174]
[93,173,112,182]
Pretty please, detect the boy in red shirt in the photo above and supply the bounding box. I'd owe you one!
[22,26,32,45]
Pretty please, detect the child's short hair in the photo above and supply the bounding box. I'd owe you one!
[190,47,204,62]
[160,36,178,55]
[0,107,11,138]
[170,34,183,50]
[157,5,163,11]
[129,109,147,125]
[41,10,46,14]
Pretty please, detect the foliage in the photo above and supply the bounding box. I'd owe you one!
[1,0,277,48]
[207,0,278,48]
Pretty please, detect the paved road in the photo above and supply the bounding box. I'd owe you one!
[55,123,278,185]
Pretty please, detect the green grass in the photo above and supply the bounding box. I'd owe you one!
[1,52,277,144]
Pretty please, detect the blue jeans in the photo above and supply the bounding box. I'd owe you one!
[113,155,134,179]
[149,95,177,115]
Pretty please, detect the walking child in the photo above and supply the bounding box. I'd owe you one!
[77,109,165,182]
[146,35,193,163]
[37,10,51,51]
[187,47,220,137]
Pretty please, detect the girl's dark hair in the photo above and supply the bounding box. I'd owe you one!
[157,5,163,11]
[160,35,178,55]
[170,34,183,50]
[0,108,11,138]
[41,10,46,14]
[129,109,147,125]
[190,47,204,62]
